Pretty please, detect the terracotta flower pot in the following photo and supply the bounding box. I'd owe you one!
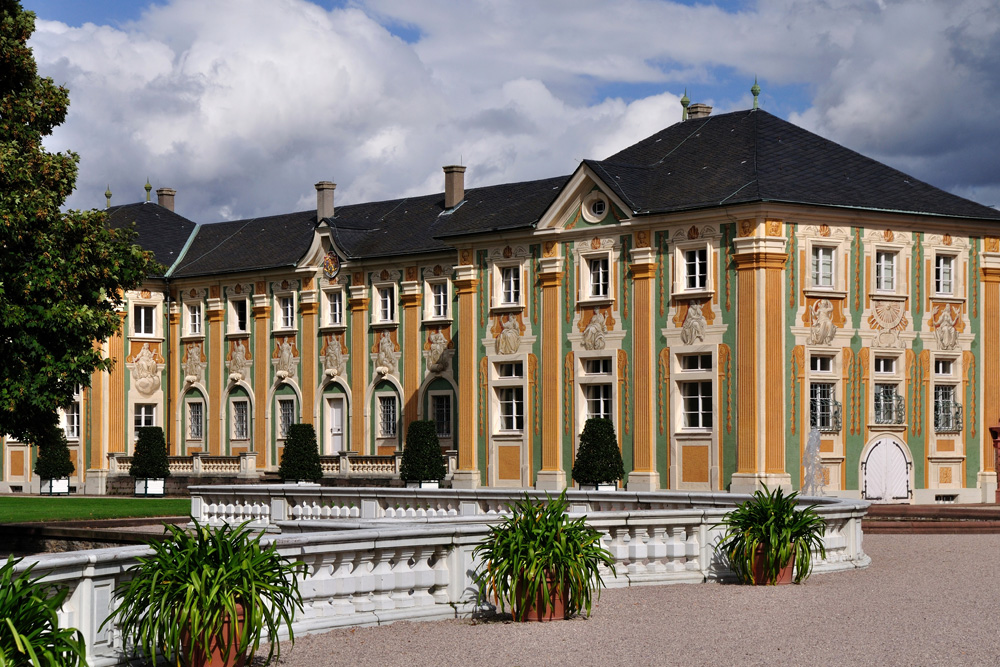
[751,544,794,585]
[515,575,568,622]
[181,604,247,667]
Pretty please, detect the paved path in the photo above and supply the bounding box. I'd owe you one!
[263,534,1000,666]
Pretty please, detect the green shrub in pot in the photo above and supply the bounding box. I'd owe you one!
[473,491,616,621]
[102,520,305,666]
[571,417,624,488]
[278,423,322,482]
[399,420,446,484]
[129,426,171,480]
[32,417,75,483]
[714,484,827,585]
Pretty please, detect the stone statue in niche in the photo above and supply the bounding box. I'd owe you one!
[182,342,204,384]
[934,305,960,350]
[582,308,608,351]
[376,330,398,375]
[680,302,706,345]
[276,337,297,378]
[228,339,249,381]
[495,314,521,355]
[324,335,345,377]
[808,299,837,345]
[132,343,162,395]
[427,328,449,372]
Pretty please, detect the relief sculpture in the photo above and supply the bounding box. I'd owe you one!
[808,299,837,345]
[495,314,521,355]
[581,308,608,350]
[680,301,706,345]
[933,304,960,350]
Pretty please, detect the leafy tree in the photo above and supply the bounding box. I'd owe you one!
[279,424,323,482]
[0,1,158,445]
[400,420,445,482]
[31,415,74,480]
[571,417,624,486]
[130,426,170,479]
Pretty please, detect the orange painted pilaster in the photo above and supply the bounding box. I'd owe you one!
[167,307,180,453]
[88,341,106,470]
[349,290,369,454]
[734,257,758,474]
[982,266,1000,473]
[300,301,318,426]
[538,270,563,474]
[252,302,270,470]
[454,271,479,481]
[401,288,422,429]
[764,258,786,474]
[207,307,224,454]
[628,251,658,490]
[109,311,127,454]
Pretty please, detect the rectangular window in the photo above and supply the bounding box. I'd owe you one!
[809,382,840,432]
[811,246,834,288]
[378,287,395,322]
[935,359,954,376]
[873,384,903,424]
[685,248,708,290]
[134,404,155,440]
[875,251,896,292]
[680,381,712,428]
[188,402,203,440]
[501,266,521,305]
[280,296,295,329]
[497,362,523,378]
[233,299,248,333]
[64,403,81,440]
[278,399,295,438]
[188,304,202,335]
[328,291,343,326]
[233,400,249,440]
[378,395,397,438]
[933,385,961,432]
[133,305,155,335]
[498,387,524,431]
[584,358,612,375]
[432,394,452,439]
[810,356,833,373]
[935,255,954,295]
[874,357,896,374]
[585,384,613,420]
[589,257,609,298]
[432,283,448,318]
[681,354,712,371]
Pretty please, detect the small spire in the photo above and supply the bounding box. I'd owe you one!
[680,88,690,121]
[751,77,761,110]
[144,179,152,202]
[105,184,112,208]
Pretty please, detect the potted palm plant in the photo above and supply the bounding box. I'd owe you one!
[32,417,75,495]
[714,484,827,585]
[102,520,305,667]
[130,426,170,496]
[399,420,446,488]
[571,417,624,491]
[473,491,616,622]
[278,424,323,484]
[0,557,87,666]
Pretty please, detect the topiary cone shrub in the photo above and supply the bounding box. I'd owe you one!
[279,424,323,482]
[571,417,624,487]
[32,417,75,481]
[400,420,446,483]
[130,427,171,479]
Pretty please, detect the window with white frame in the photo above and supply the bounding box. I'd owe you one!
[684,248,708,290]
[680,381,712,428]
[875,250,897,292]
[873,383,904,425]
[230,298,249,333]
[811,246,835,288]
[278,399,295,439]
[584,358,612,375]
[432,394,452,439]
[810,355,834,373]
[326,289,344,326]
[585,384,612,420]
[681,354,712,371]
[499,265,521,306]
[187,304,202,336]
[579,355,613,422]
[232,399,249,441]
[587,256,610,299]
[374,285,396,323]
[934,359,954,376]
[64,401,81,440]
[134,404,155,441]
[935,255,955,295]
[809,382,840,432]
[133,305,155,336]
[187,401,203,440]
[874,356,896,375]
[378,395,398,438]
[497,361,523,378]
[425,281,450,320]
[933,384,962,432]
[497,387,524,431]
[279,296,295,329]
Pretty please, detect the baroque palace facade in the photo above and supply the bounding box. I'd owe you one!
[4,103,1000,503]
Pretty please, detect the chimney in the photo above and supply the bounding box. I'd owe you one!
[443,165,466,209]
[316,181,336,220]
[156,187,176,212]
[687,103,713,120]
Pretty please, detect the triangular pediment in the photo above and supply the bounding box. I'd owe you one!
[535,163,633,231]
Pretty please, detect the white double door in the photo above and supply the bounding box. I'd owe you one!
[862,437,910,503]
[325,397,345,454]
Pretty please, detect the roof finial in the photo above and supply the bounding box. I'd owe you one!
[680,88,690,121]
[751,77,761,110]
[144,179,152,202]
[105,184,112,208]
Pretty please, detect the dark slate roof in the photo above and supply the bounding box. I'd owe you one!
[105,202,197,276]
[329,175,569,259]
[171,210,317,277]
[588,109,1000,221]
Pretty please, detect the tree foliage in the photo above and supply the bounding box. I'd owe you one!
[571,417,624,486]
[399,420,446,482]
[0,1,158,445]
[278,424,322,482]
[31,415,74,480]
[130,426,170,479]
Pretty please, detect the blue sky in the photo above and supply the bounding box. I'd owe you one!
[22,0,1000,221]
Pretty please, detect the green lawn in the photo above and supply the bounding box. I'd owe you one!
[0,497,191,523]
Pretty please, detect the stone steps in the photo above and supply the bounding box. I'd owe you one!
[863,504,1000,534]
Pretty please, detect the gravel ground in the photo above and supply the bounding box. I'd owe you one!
[260,534,1000,667]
